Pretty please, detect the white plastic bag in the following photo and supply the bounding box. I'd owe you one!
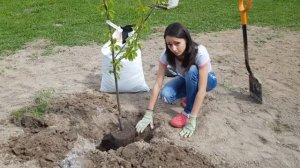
[168,0,179,9]
[100,31,149,93]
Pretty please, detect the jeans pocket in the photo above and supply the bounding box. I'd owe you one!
[206,72,217,92]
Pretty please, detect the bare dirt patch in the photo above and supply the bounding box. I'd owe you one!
[0,26,299,168]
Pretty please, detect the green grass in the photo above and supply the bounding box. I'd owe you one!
[10,89,54,119]
[0,0,299,56]
[0,0,102,56]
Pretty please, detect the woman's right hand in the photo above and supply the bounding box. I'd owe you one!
[136,109,154,133]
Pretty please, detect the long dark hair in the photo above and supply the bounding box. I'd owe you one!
[164,22,198,70]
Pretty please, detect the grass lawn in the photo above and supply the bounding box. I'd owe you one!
[0,0,299,56]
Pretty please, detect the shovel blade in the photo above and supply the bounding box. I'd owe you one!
[249,75,262,103]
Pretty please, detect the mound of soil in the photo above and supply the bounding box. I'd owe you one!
[9,127,77,167]
[8,92,120,167]
[88,142,216,168]
[8,92,215,168]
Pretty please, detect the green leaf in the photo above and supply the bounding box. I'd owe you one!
[114,45,121,51]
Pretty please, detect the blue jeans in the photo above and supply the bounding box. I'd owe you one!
[160,65,217,114]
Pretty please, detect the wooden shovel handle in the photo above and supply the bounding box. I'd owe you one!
[239,0,252,25]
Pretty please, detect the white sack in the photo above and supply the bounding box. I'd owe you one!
[168,0,179,9]
[100,41,150,93]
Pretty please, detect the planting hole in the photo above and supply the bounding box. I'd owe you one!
[97,121,153,151]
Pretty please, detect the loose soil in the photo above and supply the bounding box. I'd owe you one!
[0,26,299,168]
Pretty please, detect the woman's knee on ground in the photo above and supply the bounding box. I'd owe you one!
[206,72,218,92]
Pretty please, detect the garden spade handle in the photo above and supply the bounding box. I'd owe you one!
[239,0,253,75]
[239,0,252,25]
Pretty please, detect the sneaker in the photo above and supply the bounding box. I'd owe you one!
[169,113,189,128]
[181,97,187,108]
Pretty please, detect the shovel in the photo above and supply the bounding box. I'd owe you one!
[239,0,262,103]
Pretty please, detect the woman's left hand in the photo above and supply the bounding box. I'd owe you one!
[180,117,197,138]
